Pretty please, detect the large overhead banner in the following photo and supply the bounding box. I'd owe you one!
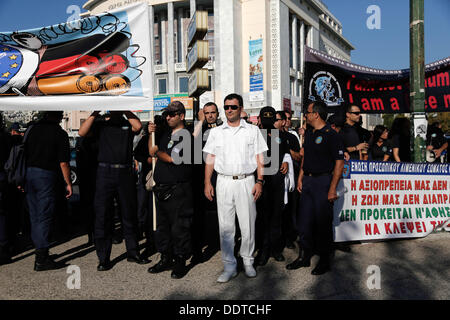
[304,47,450,114]
[333,160,450,242]
[0,3,152,111]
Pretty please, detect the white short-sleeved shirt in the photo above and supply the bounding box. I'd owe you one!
[203,119,268,175]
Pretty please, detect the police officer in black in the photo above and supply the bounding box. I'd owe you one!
[0,113,12,265]
[255,106,290,266]
[286,101,344,275]
[191,102,222,264]
[79,111,149,271]
[147,101,194,279]
[341,104,369,160]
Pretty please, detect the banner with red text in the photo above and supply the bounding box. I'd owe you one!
[0,3,152,111]
[304,47,450,114]
[333,160,450,242]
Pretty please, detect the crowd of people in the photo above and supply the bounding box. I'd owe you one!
[0,96,448,282]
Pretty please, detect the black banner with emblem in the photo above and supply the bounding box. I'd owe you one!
[303,46,450,114]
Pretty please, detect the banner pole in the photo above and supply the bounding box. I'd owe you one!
[151,109,157,232]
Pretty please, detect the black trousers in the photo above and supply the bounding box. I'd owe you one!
[94,166,139,263]
[0,172,8,252]
[297,175,334,257]
[154,182,193,259]
[256,172,286,255]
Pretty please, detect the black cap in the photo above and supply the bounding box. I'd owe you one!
[163,101,185,114]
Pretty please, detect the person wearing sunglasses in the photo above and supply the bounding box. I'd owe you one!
[341,105,369,160]
[203,93,268,283]
[147,101,195,279]
[286,101,344,275]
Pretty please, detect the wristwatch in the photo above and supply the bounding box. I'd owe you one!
[256,178,265,186]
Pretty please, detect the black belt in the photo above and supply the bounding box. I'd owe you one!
[304,172,332,177]
[98,162,130,169]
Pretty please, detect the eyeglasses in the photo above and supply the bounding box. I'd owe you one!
[241,116,248,120]
[349,111,361,115]
[304,110,316,115]
[166,111,180,118]
[286,117,292,120]
[224,105,240,111]
[275,118,282,122]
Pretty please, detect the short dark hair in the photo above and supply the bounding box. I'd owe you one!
[345,104,359,113]
[276,111,287,120]
[224,93,243,107]
[310,101,328,121]
[203,102,218,113]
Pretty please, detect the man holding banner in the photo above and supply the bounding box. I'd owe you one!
[287,101,344,275]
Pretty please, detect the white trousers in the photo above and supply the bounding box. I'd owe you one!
[216,175,257,271]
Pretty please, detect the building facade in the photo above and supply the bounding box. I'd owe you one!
[77,0,373,127]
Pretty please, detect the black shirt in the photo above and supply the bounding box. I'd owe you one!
[303,124,345,174]
[0,130,11,171]
[262,129,290,171]
[153,128,193,184]
[340,123,361,160]
[369,140,393,161]
[93,117,136,165]
[25,120,70,172]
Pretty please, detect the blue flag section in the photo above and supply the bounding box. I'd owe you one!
[304,47,450,114]
[0,3,152,111]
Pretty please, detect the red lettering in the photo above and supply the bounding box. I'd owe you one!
[406,222,414,233]
[393,223,400,233]
[390,98,400,111]
[352,195,358,206]
[373,224,380,235]
[351,180,357,191]
[415,221,422,233]
[365,224,372,235]
[384,223,392,234]
[444,94,450,108]
[400,222,406,233]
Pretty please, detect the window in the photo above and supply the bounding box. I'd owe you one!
[178,77,188,93]
[158,78,167,94]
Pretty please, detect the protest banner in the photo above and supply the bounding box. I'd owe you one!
[304,47,450,114]
[0,3,152,111]
[333,160,450,242]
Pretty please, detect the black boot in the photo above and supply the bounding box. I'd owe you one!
[34,248,64,271]
[171,255,188,279]
[0,246,11,266]
[254,250,270,266]
[286,248,312,270]
[148,254,173,273]
[311,255,330,275]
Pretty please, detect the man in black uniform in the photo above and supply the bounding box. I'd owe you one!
[340,105,368,160]
[25,111,72,271]
[0,113,12,265]
[79,111,149,271]
[286,101,344,275]
[147,101,194,279]
[255,107,290,266]
[191,102,221,264]
[426,121,448,163]
[275,111,301,250]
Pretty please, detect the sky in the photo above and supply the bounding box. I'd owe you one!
[0,0,449,70]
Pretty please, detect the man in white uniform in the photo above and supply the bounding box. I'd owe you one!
[203,93,268,283]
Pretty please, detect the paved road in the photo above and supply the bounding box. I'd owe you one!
[1,231,449,300]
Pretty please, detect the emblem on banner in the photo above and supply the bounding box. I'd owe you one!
[308,71,344,107]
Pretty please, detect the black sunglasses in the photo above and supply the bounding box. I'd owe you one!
[224,105,240,111]
[166,111,181,117]
[350,111,361,115]
[241,116,248,120]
